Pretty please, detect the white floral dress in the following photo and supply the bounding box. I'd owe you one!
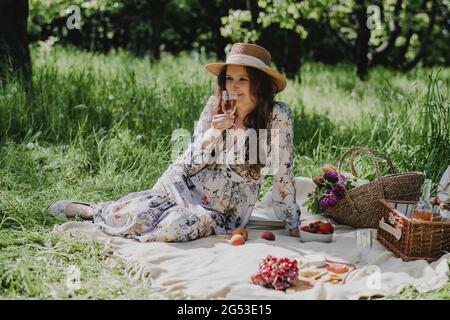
[92,95,301,242]
[438,165,450,203]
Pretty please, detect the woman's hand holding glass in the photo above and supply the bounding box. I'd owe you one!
[201,113,235,150]
[211,113,235,132]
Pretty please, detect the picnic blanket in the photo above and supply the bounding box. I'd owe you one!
[56,177,450,299]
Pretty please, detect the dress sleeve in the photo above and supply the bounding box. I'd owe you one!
[270,102,301,230]
[175,95,219,176]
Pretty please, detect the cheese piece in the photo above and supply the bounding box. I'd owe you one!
[304,254,327,267]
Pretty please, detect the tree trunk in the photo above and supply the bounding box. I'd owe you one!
[149,0,166,60]
[0,0,31,82]
[396,29,413,67]
[246,0,260,32]
[283,30,302,80]
[323,12,354,61]
[354,0,370,80]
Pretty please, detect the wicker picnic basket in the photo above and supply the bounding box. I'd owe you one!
[324,147,424,228]
[377,199,450,262]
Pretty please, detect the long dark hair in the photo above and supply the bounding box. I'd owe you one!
[213,65,277,181]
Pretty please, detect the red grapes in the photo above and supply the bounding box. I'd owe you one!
[251,255,299,291]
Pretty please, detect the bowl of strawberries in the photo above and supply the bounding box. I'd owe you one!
[299,220,334,243]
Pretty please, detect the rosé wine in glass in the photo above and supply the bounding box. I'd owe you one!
[221,91,238,115]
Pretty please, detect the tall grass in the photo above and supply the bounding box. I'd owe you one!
[0,45,448,299]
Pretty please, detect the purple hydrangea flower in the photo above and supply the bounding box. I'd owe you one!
[324,171,348,184]
[326,193,338,207]
[319,193,339,211]
[332,183,345,198]
[323,171,339,183]
[319,197,329,211]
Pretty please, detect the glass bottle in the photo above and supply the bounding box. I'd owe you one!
[412,179,433,222]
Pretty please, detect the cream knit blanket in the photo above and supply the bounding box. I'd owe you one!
[56,177,450,299]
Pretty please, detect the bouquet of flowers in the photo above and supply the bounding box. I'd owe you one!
[304,164,371,214]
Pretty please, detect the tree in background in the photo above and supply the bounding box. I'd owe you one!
[220,0,305,79]
[27,0,239,60]
[221,0,447,80]
[24,0,449,80]
[367,0,442,71]
[0,0,31,82]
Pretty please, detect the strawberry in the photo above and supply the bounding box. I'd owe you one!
[319,222,334,234]
[326,222,334,232]
[302,226,310,232]
[319,224,329,234]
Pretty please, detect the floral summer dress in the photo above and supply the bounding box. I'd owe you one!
[92,95,301,242]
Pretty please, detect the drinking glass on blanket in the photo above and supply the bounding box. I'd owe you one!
[355,229,375,267]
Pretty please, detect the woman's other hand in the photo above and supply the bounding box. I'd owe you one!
[289,227,299,237]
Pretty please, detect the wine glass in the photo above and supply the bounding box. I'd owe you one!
[355,229,375,267]
[221,91,238,116]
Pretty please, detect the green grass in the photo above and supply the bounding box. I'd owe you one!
[0,45,449,299]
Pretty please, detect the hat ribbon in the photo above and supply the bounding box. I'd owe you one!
[225,54,269,69]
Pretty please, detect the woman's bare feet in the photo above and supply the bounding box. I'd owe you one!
[64,203,94,220]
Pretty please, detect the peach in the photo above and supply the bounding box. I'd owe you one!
[230,234,246,246]
[323,164,337,173]
[231,227,248,241]
[313,175,325,186]
[261,231,275,241]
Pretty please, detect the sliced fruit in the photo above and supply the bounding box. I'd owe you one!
[326,264,350,274]
[231,227,248,241]
[230,234,245,246]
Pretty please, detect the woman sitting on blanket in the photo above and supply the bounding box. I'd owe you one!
[48,43,301,242]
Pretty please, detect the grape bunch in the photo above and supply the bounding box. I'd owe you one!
[251,255,299,291]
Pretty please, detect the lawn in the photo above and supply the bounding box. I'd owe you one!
[0,45,448,299]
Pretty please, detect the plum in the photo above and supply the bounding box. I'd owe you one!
[260,231,275,241]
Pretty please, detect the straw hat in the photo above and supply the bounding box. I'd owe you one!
[205,43,287,93]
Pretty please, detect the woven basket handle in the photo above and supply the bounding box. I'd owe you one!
[337,147,397,216]
[349,149,397,177]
